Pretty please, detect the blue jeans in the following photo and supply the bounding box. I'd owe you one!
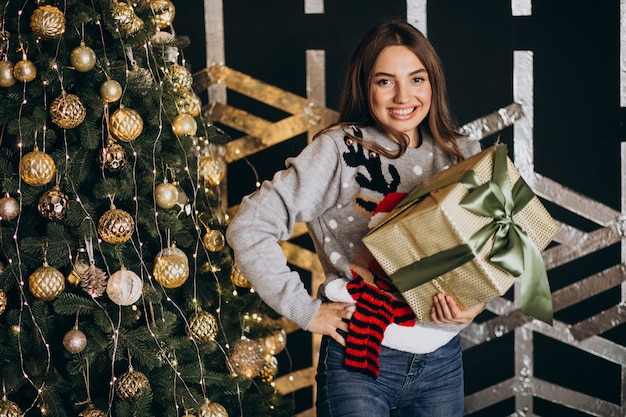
[315,334,464,417]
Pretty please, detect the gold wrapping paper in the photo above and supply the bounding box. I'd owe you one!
[363,146,559,322]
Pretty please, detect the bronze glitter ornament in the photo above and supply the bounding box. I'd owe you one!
[154,181,178,209]
[0,60,16,87]
[106,267,143,306]
[171,113,197,137]
[70,42,97,72]
[0,193,20,220]
[62,328,87,353]
[198,154,225,187]
[115,366,150,399]
[150,0,176,29]
[100,140,126,171]
[198,401,229,417]
[19,146,56,186]
[227,338,265,379]
[100,79,123,103]
[98,204,134,244]
[110,106,143,142]
[38,185,69,221]
[50,93,86,129]
[0,395,22,417]
[29,261,65,301]
[0,289,7,315]
[13,58,37,82]
[153,244,189,288]
[30,5,66,39]
[187,310,218,343]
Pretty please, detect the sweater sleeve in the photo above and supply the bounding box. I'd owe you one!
[226,134,344,330]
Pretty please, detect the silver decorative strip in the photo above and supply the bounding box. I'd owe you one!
[304,0,324,15]
[458,102,524,141]
[534,378,623,417]
[204,0,226,104]
[512,0,532,16]
[513,50,534,183]
[306,50,326,108]
[406,0,427,35]
[621,0,626,106]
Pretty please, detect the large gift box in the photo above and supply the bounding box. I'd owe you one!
[362,144,559,324]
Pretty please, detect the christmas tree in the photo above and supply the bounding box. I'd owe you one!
[0,1,293,416]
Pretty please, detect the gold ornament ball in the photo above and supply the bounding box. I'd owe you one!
[100,141,126,171]
[29,263,65,301]
[0,61,15,87]
[151,0,176,29]
[230,262,251,288]
[261,355,279,382]
[98,205,135,244]
[50,93,87,129]
[227,338,265,379]
[198,155,225,187]
[116,368,150,399]
[202,229,225,252]
[154,181,179,209]
[62,328,87,353]
[19,149,56,186]
[0,193,20,220]
[106,268,143,306]
[30,5,66,39]
[100,79,123,103]
[187,310,218,343]
[261,328,287,355]
[176,89,202,117]
[198,401,229,417]
[38,185,69,221]
[111,0,144,35]
[79,405,107,417]
[0,289,7,315]
[171,113,197,137]
[110,107,143,142]
[0,398,22,417]
[70,42,97,72]
[166,63,193,93]
[153,245,189,288]
[13,59,37,82]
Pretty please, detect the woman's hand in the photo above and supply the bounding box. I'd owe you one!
[307,302,354,346]
[430,293,485,325]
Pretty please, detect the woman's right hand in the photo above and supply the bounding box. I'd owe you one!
[307,302,354,346]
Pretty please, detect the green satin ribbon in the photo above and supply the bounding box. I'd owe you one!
[390,144,553,324]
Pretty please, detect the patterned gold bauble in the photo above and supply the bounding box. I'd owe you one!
[198,401,229,417]
[50,93,86,129]
[261,354,278,382]
[38,185,69,221]
[171,113,197,137]
[62,328,87,353]
[227,338,265,379]
[0,289,7,315]
[166,63,193,93]
[261,328,287,356]
[116,367,150,399]
[100,79,123,103]
[151,0,176,29]
[153,245,189,288]
[0,60,16,87]
[79,404,107,417]
[230,262,251,289]
[0,193,20,220]
[154,181,178,209]
[111,0,144,35]
[202,228,225,252]
[176,89,201,117]
[13,58,37,82]
[198,155,225,187]
[106,267,143,306]
[0,397,22,417]
[98,204,134,244]
[110,107,143,142]
[187,310,218,342]
[99,140,126,171]
[29,261,65,301]
[19,147,56,186]
[30,5,65,39]
[70,42,97,72]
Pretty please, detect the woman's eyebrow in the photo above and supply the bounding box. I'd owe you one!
[373,68,427,77]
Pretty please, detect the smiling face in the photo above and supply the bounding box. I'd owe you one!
[369,45,432,147]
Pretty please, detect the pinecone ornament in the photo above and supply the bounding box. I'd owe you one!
[80,264,108,298]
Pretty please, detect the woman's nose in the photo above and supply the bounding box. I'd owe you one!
[394,83,410,103]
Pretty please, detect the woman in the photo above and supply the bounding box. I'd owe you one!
[226,20,485,417]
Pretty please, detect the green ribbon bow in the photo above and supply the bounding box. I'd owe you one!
[390,145,553,324]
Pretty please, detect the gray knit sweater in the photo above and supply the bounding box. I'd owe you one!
[226,125,481,353]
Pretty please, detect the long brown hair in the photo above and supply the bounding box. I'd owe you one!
[317,20,465,161]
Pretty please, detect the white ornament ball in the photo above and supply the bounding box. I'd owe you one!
[106,268,143,306]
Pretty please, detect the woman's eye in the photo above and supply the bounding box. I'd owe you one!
[376,79,392,86]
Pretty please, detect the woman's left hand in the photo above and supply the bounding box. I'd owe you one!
[430,293,485,325]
